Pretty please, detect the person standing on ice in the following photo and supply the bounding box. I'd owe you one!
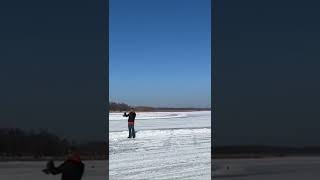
[123,108,136,138]
[42,146,85,180]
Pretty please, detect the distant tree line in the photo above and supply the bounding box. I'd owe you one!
[109,102,131,112]
[213,145,320,157]
[109,102,211,112]
[0,128,106,159]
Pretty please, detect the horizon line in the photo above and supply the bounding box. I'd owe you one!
[109,101,211,109]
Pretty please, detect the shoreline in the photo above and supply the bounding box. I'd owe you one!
[109,109,211,113]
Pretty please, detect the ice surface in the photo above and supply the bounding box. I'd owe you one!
[213,157,320,179]
[109,111,211,132]
[0,160,107,180]
[0,111,211,180]
[109,111,211,180]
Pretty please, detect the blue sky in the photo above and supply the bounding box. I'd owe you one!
[109,0,211,108]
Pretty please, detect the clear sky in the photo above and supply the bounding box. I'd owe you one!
[109,0,211,108]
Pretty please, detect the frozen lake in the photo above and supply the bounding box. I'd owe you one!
[0,111,211,180]
[109,111,211,132]
[109,111,211,180]
[213,156,320,179]
[0,160,107,180]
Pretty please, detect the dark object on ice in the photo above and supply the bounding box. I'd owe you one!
[42,160,55,174]
[42,147,85,180]
[123,108,136,138]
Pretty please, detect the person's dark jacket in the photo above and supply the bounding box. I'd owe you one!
[123,111,136,123]
[44,156,84,180]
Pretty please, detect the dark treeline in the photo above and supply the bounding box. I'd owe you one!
[109,102,132,112]
[213,146,320,158]
[109,102,210,112]
[0,128,106,159]
[149,107,211,111]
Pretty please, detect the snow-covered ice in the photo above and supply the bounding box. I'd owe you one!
[0,111,210,180]
[109,111,211,180]
[0,160,107,180]
[213,156,320,179]
[109,111,210,132]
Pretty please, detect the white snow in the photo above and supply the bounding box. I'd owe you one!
[109,111,211,132]
[109,111,211,180]
[0,111,211,180]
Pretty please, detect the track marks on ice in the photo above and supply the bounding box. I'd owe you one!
[109,128,211,180]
